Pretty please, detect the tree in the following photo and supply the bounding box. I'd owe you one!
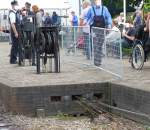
[102,0,145,16]
[143,0,150,13]
[89,0,148,16]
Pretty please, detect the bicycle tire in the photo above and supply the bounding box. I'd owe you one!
[131,43,145,70]
[36,32,46,74]
[51,31,60,73]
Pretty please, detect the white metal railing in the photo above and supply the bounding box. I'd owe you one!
[61,26,123,78]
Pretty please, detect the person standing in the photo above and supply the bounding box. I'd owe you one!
[70,11,78,26]
[133,10,143,28]
[80,0,91,59]
[25,2,33,15]
[144,13,150,60]
[52,11,60,26]
[44,12,52,26]
[9,0,20,64]
[70,11,78,47]
[39,9,45,24]
[32,5,43,27]
[146,13,150,37]
[85,0,112,66]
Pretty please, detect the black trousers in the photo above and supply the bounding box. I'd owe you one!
[93,29,104,66]
[10,33,19,63]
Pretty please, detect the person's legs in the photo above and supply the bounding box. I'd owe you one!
[93,29,104,66]
[144,38,150,61]
[83,32,91,59]
[10,34,19,64]
[27,31,36,65]
[9,33,12,45]
[94,36,103,66]
[32,46,36,65]
[121,39,130,48]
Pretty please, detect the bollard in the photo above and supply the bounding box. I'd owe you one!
[36,108,45,118]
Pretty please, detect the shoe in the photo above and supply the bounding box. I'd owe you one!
[32,63,36,66]
[10,61,18,64]
[18,61,24,66]
[94,63,101,67]
[129,57,131,63]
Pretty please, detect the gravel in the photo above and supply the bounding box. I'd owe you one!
[0,43,149,130]
[0,101,148,130]
[0,114,147,130]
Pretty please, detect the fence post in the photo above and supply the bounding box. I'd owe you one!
[104,28,107,58]
[119,36,123,78]
[88,27,92,60]
[91,27,94,65]
[61,27,64,49]
[74,26,77,55]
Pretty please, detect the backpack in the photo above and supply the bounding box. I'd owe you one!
[91,6,105,28]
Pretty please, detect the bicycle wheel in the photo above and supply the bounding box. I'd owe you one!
[18,31,25,66]
[36,32,46,74]
[39,32,46,54]
[45,32,53,54]
[131,43,145,70]
[51,31,60,73]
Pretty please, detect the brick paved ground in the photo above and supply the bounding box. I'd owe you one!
[115,59,150,92]
[0,42,150,92]
[0,42,149,130]
[0,43,114,87]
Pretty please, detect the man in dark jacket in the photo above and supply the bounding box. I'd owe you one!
[25,2,33,15]
[9,0,20,64]
[52,11,60,25]
[44,12,52,26]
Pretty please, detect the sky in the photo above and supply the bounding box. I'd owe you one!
[0,0,70,9]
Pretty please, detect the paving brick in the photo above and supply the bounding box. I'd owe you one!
[1,43,150,124]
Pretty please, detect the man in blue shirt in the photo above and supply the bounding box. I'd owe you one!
[52,11,61,26]
[85,0,112,66]
[70,11,78,26]
[133,10,143,28]
[85,0,112,28]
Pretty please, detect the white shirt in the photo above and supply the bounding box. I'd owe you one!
[9,9,17,24]
[80,6,91,20]
[112,26,120,32]
[106,26,121,42]
[36,12,43,27]
[80,6,91,33]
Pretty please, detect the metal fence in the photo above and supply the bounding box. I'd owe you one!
[61,26,123,78]
[0,9,10,42]
[92,27,123,78]
[0,32,9,42]
[61,26,92,65]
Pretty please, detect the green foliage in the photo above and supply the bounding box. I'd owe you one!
[144,2,150,13]
[122,48,132,56]
[55,111,76,120]
[145,0,150,3]
[103,0,136,16]
[146,126,150,130]
[89,0,149,16]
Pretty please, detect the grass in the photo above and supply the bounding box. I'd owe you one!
[146,126,150,130]
[122,48,132,56]
[49,111,84,121]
